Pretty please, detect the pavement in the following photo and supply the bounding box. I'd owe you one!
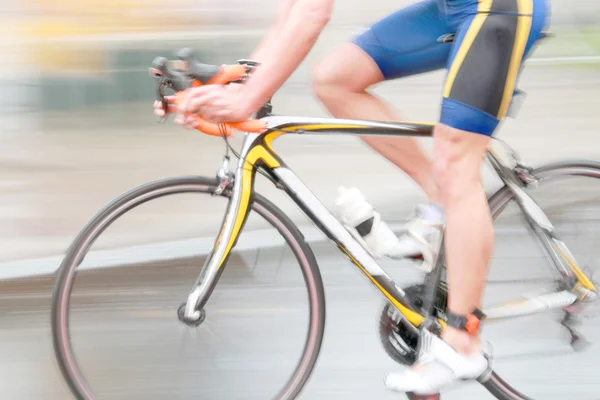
[0,227,599,400]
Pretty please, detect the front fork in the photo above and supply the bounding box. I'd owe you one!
[181,135,258,322]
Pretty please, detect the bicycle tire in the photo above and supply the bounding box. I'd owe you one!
[482,160,600,400]
[51,175,326,400]
[379,159,600,400]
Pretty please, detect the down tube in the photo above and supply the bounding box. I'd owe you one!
[272,166,426,329]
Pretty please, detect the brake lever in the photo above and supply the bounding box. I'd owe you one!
[150,57,176,123]
[149,72,168,123]
[157,79,170,124]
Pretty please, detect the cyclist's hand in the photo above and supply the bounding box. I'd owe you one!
[153,96,177,117]
[176,84,254,125]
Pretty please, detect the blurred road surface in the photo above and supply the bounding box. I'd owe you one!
[0,223,599,399]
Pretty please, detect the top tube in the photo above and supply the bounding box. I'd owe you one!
[263,116,435,137]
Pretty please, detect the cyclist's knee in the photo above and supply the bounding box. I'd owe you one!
[434,157,482,205]
[433,125,489,203]
[313,43,384,103]
[312,58,341,104]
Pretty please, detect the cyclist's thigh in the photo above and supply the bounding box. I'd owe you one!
[352,0,453,80]
[440,0,550,136]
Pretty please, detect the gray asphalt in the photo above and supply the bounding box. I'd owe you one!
[1,181,600,400]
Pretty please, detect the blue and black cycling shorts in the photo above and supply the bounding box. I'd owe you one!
[353,0,550,136]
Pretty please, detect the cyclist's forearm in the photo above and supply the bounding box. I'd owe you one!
[249,0,297,62]
[242,0,333,109]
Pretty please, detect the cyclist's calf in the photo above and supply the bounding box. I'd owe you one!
[432,125,490,205]
[433,123,494,316]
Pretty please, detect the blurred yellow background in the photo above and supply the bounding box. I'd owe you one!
[24,0,208,75]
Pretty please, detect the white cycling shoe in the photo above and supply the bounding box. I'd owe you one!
[384,329,489,395]
[386,204,445,260]
[335,188,445,263]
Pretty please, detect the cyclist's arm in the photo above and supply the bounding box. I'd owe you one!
[241,0,334,110]
[249,0,298,62]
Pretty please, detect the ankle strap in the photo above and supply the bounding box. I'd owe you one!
[445,309,486,335]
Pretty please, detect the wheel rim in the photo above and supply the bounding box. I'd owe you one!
[483,162,600,400]
[52,177,325,400]
[379,162,600,399]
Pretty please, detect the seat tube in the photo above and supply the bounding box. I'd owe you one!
[183,133,261,320]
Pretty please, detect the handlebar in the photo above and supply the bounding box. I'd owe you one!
[149,48,267,137]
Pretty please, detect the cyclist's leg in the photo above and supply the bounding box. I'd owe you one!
[313,0,452,204]
[386,0,549,394]
[439,0,549,354]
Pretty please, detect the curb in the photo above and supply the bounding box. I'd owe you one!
[0,222,540,282]
[0,223,377,281]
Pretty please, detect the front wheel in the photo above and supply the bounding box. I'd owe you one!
[51,176,326,400]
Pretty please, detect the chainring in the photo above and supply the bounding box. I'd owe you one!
[378,283,448,367]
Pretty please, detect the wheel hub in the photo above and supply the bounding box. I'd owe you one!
[177,302,207,327]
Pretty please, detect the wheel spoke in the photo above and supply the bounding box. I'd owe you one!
[51,177,325,399]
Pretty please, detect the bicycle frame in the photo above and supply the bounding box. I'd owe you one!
[181,115,597,331]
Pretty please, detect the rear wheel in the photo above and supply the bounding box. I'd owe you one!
[51,176,326,400]
[379,161,600,399]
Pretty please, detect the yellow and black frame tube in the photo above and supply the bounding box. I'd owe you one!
[262,116,440,330]
[182,132,283,320]
[183,116,439,327]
